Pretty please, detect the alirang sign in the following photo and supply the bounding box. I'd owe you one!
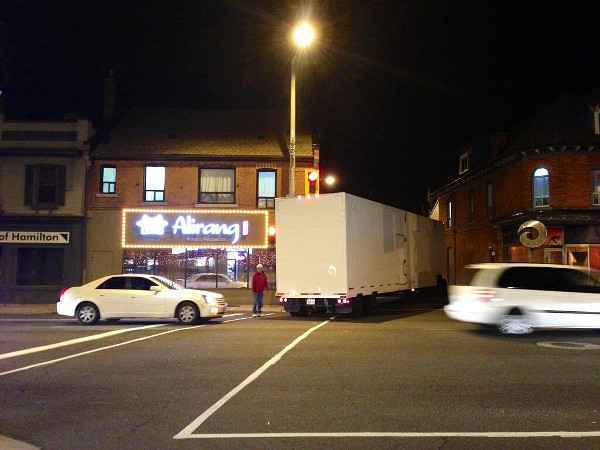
[122,209,269,249]
[0,231,70,244]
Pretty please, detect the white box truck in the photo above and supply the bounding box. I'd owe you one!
[275,192,445,316]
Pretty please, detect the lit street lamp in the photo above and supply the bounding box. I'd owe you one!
[289,22,314,197]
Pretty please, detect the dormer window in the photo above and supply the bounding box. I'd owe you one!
[459,151,469,174]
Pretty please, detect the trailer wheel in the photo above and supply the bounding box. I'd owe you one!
[364,295,377,315]
[350,297,363,318]
[297,306,310,317]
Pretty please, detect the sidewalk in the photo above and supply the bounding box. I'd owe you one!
[0,303,284,315]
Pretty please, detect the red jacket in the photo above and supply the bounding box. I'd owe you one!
[251,271,269,293]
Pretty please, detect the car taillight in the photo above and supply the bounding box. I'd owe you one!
[474,289,496,302]
[58,287,69,300]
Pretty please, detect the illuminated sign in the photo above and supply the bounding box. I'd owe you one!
[122,209,269,249]
[0,231,70,244]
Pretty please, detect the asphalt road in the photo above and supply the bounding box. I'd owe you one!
[1,296,599,450]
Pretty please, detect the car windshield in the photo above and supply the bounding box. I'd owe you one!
[149,275,183,290]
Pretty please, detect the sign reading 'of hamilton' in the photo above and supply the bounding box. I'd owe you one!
[122,209,269,249]
[0,231,70,244]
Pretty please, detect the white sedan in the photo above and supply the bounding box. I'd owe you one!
[57,274,227,325]
[183,273,247,289]
[444,263,600,334]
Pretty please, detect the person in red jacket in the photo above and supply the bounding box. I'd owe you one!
[251,263,269,317]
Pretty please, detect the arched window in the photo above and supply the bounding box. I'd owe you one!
[533,167,550,207]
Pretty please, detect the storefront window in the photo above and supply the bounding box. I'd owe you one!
[122,248,276,289]
[16,248,64,285]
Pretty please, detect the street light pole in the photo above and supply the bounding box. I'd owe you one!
[288,22,314,197]
[289,54,297,197]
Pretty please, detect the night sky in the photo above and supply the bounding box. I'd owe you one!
[2,0,599,212]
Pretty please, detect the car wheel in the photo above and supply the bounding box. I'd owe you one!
[499,309,532,335]
[76,302,100,325]
[176,302,200,325]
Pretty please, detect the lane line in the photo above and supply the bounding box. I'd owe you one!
[0,325,205,377]
[178,431,600,439]
[222,312,278,323]
[0,324,165,360]
[174,318,332,439]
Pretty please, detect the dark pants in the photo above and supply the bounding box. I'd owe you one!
[252,292,263,314]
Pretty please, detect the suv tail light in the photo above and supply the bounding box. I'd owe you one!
[474,289,496,302]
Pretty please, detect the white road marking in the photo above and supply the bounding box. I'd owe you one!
[222,312,278,323]
[222,313,244,317]
[174,318,332,439]
[0,325,205,377]
[0,324,165,360]
[176,431,600,439]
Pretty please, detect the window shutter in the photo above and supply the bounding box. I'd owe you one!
[57,165,66,206]
[24,165,34,206]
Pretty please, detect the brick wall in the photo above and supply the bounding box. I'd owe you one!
[87,159,315,210]
[438,152,600,282]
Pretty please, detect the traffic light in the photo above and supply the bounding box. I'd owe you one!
[305,169,319,195]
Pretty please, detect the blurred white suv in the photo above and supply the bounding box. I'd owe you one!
[444,263,600,334]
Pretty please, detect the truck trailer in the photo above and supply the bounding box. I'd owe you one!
[275,192,445,316]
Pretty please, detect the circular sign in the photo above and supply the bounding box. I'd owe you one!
[518,220,547,248]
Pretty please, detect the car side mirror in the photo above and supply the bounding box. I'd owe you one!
[150,286,162,293]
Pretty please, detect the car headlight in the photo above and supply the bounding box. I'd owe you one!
[204,296,217,305]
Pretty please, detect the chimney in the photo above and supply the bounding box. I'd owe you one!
[490,132,507,158]
[103,69,116,124]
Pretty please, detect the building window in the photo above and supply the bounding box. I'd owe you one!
[486,182,492,218]
[24,164,66,208]
[469,189,475,221]
[144,165,165,202]
[100,165,117,194]
[16,248,64,285]
[533,167,550,207]
[593,168,600,205]
[257,169,276,209]
[459,151,469,174]
[199,168,235,204]
[447,200,453,228]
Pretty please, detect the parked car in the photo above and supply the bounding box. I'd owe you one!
[183,273,247,289]
[57,274,227,325]
[444,263,600,335]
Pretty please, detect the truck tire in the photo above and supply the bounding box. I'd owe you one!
[298,306,310,316]
[364,295,377,315]
[350,297,363,318]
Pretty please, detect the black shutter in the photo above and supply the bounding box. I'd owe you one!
[56,165,66,206]
[24,165,34,206]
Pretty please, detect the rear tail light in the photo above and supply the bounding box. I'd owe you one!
[58,287,69,300]
[278,297,288,304]
[474,289,496,302]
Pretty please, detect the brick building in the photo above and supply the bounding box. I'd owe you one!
[0,114,94,303]
[429,91,600,284]
[86,108,318,300]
